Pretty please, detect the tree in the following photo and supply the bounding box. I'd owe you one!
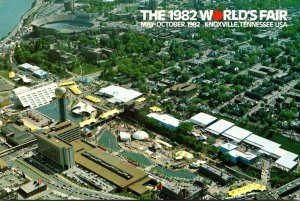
[176,122,194,134]
[219,152,231,164]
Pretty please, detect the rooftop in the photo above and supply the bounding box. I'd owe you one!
[205,119,234,135]
[275,150,299,170]
[71,140,150,195]
[189,112,217,127]
[13,82,58,109]
[220,143,238,151]
[19,180,46,194]
[147,113,180,128]
[221,126,253,143]
[243,134,281,155]
[96,85,142,103]
[199,164,232,181]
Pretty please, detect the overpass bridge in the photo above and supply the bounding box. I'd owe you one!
[262,178,300,199]
[0,139,37,157]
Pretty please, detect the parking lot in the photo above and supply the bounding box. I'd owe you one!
[0,169,28,189]
[0,77,14,92]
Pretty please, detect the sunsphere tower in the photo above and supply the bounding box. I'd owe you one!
[55,87,67,122]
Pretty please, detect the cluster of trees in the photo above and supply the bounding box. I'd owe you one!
[221,102,251,117]
[169,41,197,61]
[0,54,11,71]
[270,168,300,188]
[81,0,114,14]
[99,31,164,55]
[224,74,255,88]
[234,0,300,9]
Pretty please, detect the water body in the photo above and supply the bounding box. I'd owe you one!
[0,0,35,39]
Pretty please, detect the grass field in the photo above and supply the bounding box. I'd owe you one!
[271,134,300,155]
[0,71,9,79]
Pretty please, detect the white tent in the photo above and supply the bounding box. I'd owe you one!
[132,131,149,140]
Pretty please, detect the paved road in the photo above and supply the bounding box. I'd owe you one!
[261,159,271,186]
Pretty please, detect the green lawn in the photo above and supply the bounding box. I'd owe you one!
[0,98,10,107]
[0,71,9,79]
[271,134,300,155]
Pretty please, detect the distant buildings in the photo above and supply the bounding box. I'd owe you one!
[248,63,278,78]
[253,33,270,44]
[232,31,247,41]
[170,83,198,96]
[81,47,114,62]
[19,63,48,79]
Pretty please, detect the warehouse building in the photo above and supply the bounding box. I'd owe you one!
[243,134,281,157]
[147,113,180,130]
[198,164,233,184]
[189,112,217,128]
[96,85,142,103]
[227,150,257,165]
[19,63,40,72]
[204,117,298,172]
[274,149,299,172]
[205,119,234,135]
[221,126,253,143]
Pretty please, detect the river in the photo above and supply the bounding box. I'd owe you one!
[0,0,35,39]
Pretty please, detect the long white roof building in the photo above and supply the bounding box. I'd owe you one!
[205,119,234,135]
[189,112,217,127]
[96,85,142,103]
[147,113,180,129]
[221,126,253,143]
[243,134,281,156]
[13,82,58,109]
